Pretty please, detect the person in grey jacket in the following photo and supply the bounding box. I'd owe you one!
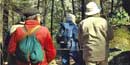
[78,2,113,65]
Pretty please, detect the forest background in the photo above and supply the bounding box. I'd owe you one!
[0,0,130,65]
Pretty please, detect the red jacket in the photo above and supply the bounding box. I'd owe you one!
[8,20,56,65]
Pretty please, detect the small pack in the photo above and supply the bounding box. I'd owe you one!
[15,26,44,64]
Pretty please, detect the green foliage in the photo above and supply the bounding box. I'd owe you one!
[11,0,33,11]
[110,10,130,25]
[107,0,130,25]
[109,27,130,51]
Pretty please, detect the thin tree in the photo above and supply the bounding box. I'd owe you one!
[100,0,103,15]
[61,0,66,22]
[2,0,9,63]
[42,0,48,26]
[51,0,54,35]
[81,0,86,20]
[72,0,75,15]
[111,0,114,13]
[37,0,40,10]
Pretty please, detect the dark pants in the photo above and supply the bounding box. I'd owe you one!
[8,55,16,65]
[61,50,85,65]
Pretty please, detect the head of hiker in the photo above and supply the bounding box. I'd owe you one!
[85,2,101,16]
[66,13,76,24]
[22,8,41,23]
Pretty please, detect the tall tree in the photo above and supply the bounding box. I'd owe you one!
[51,0,54,35]
[3,0,9,43]
[111,0,114,13]
[61,0,66,21]
[100,0,103,14]
[42,0,48,26]
[72,0,75,15]
[2,0,9,63]
[81,0,86,20]
[37,0,40,9]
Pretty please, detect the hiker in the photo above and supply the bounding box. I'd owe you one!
[56,13,85,65]
[7,8,56,65]
[78,2,113,65]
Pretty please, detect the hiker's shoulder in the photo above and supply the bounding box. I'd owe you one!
[40,26,48,30]
[40,26,50,32]
[10,24,24,31]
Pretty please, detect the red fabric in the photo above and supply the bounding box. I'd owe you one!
[8,20,56,65]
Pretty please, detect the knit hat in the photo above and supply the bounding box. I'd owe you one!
[85,2,101,15]
[22,8,40,17]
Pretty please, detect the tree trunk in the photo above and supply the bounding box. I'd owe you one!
[37,0,40,9]
[51,0,54,36]
[100,0,103,15]
[3,0,9,63]
[0,0,3,64]
[72,0,75,15]
[42,0,47,26]
[3,0,9,45]
[111,0,114,13]
[61,0,66,22]
[81,0,86,20]
[11,11,15,25]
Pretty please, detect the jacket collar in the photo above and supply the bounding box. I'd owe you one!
[66,21,75,25]
[25,20,40,25]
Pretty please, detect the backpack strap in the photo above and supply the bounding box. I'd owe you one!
[19,25,41,42]
[22,25,41,36]
[28,25,41,35]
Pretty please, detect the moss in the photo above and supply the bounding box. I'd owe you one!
[109,27,130,51]
[109,27,130,63]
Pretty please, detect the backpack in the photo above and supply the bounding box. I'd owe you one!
[56,22,77,44]
[15,26,44,64]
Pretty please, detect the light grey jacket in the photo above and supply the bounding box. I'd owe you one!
[79,17,113,61]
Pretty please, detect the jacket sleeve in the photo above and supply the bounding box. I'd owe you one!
[44,29,56,63]
[78,22,84,48]
[7,30,18,55]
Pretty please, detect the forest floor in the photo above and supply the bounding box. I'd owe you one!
[1,44,130,65]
